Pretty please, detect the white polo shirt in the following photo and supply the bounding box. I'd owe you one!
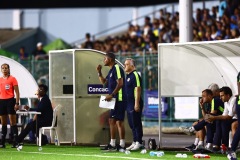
[222,96,237,119]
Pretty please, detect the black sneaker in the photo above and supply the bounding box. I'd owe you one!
[185,144,196,151]
[11,143,18,148]
[101,144,117,151]
[116,144,125,152]
[0,144,6,148]
[212,146,221,154]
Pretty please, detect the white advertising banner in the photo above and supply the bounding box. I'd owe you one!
[174,97,199,119]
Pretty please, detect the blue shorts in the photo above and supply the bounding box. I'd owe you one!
[110,101,126,121]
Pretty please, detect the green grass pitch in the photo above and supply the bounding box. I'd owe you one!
[0,144,234,160]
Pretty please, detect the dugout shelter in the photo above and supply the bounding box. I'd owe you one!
[49,49,131,145]
[158,39,240,147]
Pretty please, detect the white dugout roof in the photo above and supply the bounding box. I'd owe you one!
[0,56,38,98]
[158,39,240,97]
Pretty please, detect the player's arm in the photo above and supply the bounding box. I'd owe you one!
[111,78,123,96]
[134,86,141,112]
[199,98,206,116]
[210,99,218,115]
[14,85,20,110]
[238,81,240,95]
[96,65,106,84]
[105,78,123,101]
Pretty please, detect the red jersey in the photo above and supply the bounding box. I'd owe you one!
[0,75,18,99]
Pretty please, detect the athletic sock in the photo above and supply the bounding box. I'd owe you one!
[110,139,116,147]
[120,139,125,148]
[198,141,204,146]
[190,127,195,132]
[194,138,199,146]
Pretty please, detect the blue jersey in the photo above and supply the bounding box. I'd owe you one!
[211,96,224,115]
[106,64,126,102]
[125,70,142,102]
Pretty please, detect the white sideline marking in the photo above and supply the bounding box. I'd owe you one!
[2,151,164,160]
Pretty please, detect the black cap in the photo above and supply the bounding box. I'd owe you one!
[105,52,115,60]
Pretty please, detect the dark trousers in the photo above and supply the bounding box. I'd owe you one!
[213,119,233,147]
[194,119,215,143]
[17,120,37,143]
[127,101,143,143]
[213,120,222,146]
[127,110,143,143]
[231,102,240,151]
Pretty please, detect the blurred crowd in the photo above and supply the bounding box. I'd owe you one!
[81,0,240,55]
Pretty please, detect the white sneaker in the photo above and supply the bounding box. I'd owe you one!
[205,145,213,152]
[131,142,142,151]
[126,142,136,150]
[227,151,237,160]
[179,126,194,136]
[194,144,204,150]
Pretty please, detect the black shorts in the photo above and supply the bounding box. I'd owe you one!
[0,98,16,115]
[110,101,126,121]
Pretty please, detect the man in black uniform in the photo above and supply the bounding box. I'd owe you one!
[15,84,53,149]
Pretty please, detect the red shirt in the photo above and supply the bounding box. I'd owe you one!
[0,75,18,99]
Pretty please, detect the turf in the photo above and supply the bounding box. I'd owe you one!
[0,144,235,160]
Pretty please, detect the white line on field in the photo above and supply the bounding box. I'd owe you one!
[2,151,166,160]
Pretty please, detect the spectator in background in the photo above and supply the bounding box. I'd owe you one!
[73,2,240,54]
[82,33,94,49]
[32,42,48,60]
[219,0,227,18]
[18,46,29,60]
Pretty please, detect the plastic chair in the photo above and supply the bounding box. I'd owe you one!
[38,105,60,149]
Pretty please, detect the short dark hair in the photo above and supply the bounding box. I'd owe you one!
[39,84,48,93]
[105,52,115,61]
[219,86,232,97]
[202,89,213,96]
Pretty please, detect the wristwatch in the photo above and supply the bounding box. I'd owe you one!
[16,103,19,105]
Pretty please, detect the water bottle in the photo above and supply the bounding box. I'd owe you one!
[54,135,58,145]
[149,151,164,157]
[176,153,188,158]
[140,149,147,154]
[149,151,156,156]
[156,151,164,157]
[125,150,131,154]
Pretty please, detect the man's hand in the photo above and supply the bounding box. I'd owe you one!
[96,65,102,73]
[14,104,19,111]
[134,103,140,112]
[24,105,30,111]
[199,98,204,108]
[204,114,215,123]
[104,94,113,101]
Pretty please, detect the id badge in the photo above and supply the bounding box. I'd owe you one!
[5,84,10,90]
